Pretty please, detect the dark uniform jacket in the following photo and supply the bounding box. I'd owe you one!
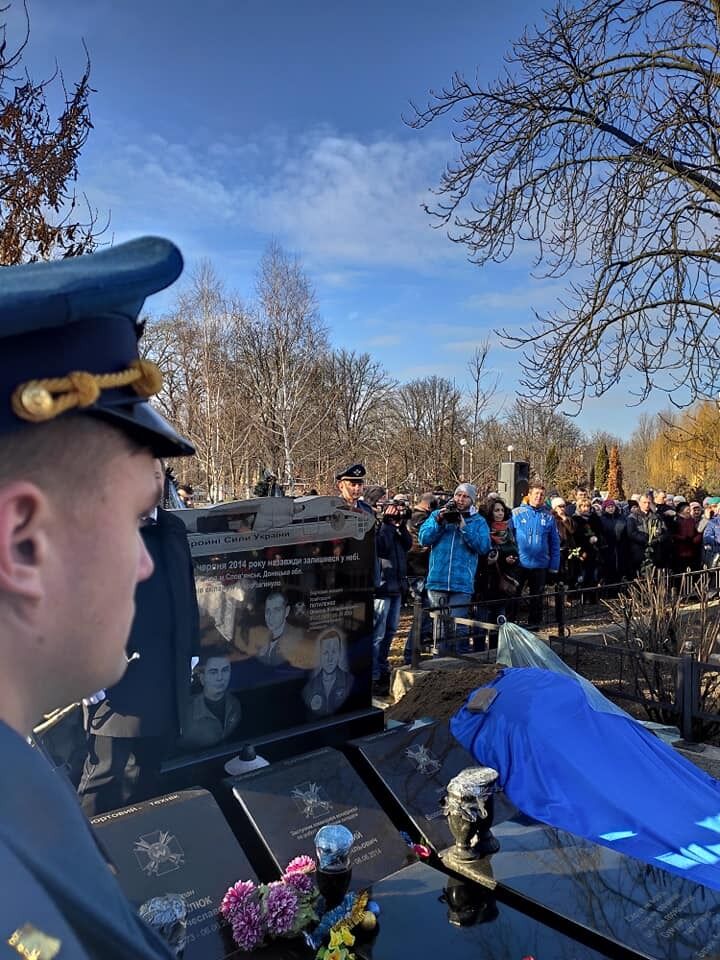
[302,668,353,717]
[87,509,199,738]
[0,722,174,960]
[375,519,412,597]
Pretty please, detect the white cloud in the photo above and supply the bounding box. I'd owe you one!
[241,133,458,269]
[81,127,462,272]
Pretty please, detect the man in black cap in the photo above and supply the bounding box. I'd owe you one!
[335,462,372,513]
[0,237,193,958]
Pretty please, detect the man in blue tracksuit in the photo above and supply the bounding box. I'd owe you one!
[418,483,490,653]
[509,480,560,629]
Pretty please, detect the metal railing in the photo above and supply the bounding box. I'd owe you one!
[405,567,720,741]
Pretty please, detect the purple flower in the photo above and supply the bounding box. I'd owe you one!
[284,855,315,876]
[220,880,256,920]
[284,871,315,896]
[264,881,299,936]
[231,900,264,952]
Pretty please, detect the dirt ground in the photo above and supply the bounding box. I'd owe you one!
[384,610,659,724]
[386,664,501,723]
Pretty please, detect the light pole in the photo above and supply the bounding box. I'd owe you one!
[460,438,468,479]
[507,444,514,463]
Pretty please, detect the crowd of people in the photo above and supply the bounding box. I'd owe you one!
[358,479,720,685]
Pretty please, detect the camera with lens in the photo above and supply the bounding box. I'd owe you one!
[442,504,461,524]
[381,502,411,523]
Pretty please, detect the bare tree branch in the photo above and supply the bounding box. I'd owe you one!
[408,0,720,407]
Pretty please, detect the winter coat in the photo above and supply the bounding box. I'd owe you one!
[418,509,490,595]
[375,519,412,597]
[599,512,627,581]
[509,504,561,572]
[627,510,671,574]
[703,515,720,565]
[475,521,519,601]
[672,515,702,569]
[407,506,432,578]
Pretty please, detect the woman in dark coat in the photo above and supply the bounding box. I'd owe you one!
[598,499,627,588]
[571,491,604,598]
[551,497,575,584]
[475,499,519,619]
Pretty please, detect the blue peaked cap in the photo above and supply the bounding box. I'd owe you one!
[0,236,193,457]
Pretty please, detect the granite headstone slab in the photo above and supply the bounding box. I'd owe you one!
[349,721,483,851]
[465,815,720,960]
[167,496,376,763]
[232,747,411,887]
[91,788,254,959]
[367,861,607,960]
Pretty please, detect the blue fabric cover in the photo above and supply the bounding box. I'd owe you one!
[451,667,720,890]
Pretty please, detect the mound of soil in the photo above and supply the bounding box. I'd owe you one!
[385,664,501,724]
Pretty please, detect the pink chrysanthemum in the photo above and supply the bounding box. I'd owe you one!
[284,855,316,876]
[264,881,299,936]
[284,871,315,896]
[231,900,264,952]
[220,880,256,920]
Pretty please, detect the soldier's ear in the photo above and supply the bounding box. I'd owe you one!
[0,481,48,600]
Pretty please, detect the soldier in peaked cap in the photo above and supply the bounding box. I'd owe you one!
[335,462,371,513]
[0,237,193,959]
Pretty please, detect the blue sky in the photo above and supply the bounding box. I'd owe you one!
[16,0,656,435]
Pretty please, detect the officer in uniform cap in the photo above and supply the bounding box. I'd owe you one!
[0,237,193,959]
[335,462,372,513]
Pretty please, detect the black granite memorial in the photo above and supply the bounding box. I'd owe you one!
[91,788,255,959]
[447,814,720,960]
[347,721,515,852]
[364,860,608,960]
[230,747,412,888]
[162,496,380,782]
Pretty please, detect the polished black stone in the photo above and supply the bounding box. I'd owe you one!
[231,747,412,888]
[348,721,508,851]
[455,815,720,960]
[364,861,607,959]
[91,788,254,959]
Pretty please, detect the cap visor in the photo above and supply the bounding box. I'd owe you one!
[92,401,194,457]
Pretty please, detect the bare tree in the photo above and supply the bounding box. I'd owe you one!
[143,263,253,500]
[504,399,583,474]
[465,340,499,482]
[409,0,720,409]
[326,349,397,460]
[0,5,101,262]
[396,376,465,487]
[237,243,333,493]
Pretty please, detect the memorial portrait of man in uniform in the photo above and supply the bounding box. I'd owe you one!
[178,647,242,750]
[302,627,354,718]
[249,588,309,668]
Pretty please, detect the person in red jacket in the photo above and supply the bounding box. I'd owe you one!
[672,501,702,575]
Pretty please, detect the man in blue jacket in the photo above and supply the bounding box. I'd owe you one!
[510,480,560,629]
[418,483,490,653]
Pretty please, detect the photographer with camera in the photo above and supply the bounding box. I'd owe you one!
[418,483,490,654]
[372,501,412,694]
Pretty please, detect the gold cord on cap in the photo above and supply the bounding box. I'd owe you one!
[11,358,164,423]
